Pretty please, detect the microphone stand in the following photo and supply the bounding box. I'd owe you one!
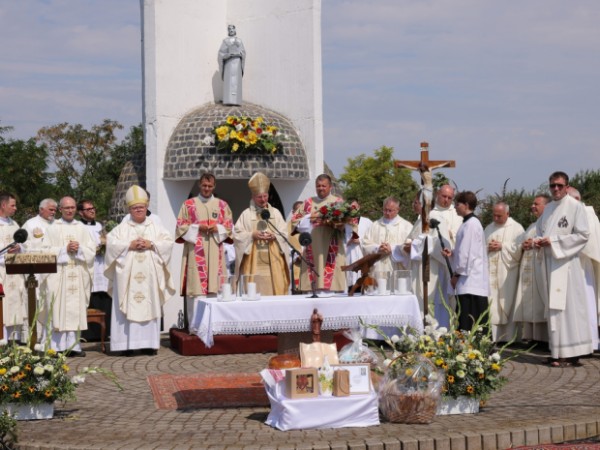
[261,210,320,298]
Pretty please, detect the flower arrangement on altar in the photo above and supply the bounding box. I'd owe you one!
[213,115,282,154]
[0,339,119,407]
[318,202,359,225]
[366,313,510,401]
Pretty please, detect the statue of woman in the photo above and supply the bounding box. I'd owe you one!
[218,25,246,106]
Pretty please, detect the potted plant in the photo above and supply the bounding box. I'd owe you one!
[0,338,120,421]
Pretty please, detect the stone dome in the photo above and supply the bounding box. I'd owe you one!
[163,102,309,181]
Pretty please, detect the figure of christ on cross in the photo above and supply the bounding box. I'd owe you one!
[394,142,455,320]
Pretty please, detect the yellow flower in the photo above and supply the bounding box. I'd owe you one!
[226,116,236,125]
[491,363,501,372]
[62,364,70,372]
[48,349,57,356]
[247,131,258,145]
[404,368,413,376]
[215,126,230,141]
[232,143,239,152]
[255,116,264,124]
[0,368,6,375]
[466,385,474,394]
[435,358,444,366]
[468,352,477,360]
[425,351,434,358]
[447,375,455,384]
[12,391,21,399]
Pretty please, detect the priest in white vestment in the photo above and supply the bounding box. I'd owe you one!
[22,198,57,252]
[363,197,413,279]
[0,192,27,342]
[39,196,96,356]
[513,195,550,343]
[534,172,592,366]
[105,186,175,356]
[404,186,458,327]
[233,172,289,296]
[567,187,600,350]
[484,202,525,342]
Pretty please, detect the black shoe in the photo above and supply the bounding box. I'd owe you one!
[68,350,86,357]
[141,348,158,356]
[121,350,135,357]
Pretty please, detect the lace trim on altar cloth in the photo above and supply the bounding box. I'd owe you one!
[199,314,423,338]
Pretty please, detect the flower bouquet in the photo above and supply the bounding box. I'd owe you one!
[365,310,511,406]
[213,115,282,154]
[318,202,359,227]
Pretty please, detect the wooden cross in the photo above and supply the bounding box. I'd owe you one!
[394,142,455,322]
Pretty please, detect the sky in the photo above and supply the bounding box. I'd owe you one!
[1,0,599,198]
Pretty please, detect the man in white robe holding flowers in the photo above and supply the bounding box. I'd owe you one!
[104,186,175,356]
[534,171,593,367]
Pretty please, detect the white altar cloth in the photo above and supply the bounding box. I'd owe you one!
[265,389,380,430]
[191,294,423,347]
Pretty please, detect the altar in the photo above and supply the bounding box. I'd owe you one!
[189,294,423,348]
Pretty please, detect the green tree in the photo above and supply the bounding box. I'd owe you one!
[338,146,419,221]
[570,169,600,214]
[479,179,539,229]
[35,120,142,219]
[0,132,55,225]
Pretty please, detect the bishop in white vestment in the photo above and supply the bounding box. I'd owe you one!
[105,186,175,355]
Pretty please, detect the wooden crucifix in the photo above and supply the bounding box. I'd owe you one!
[394,142,455,322]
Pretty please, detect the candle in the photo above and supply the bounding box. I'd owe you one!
[246,282,257,298]
[221,283,232,299]
[377,278,387,295]
[396,277,408,294]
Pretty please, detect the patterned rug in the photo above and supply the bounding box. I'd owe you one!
[147,372,269,410]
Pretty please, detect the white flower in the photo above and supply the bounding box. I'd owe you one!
[201,135,215,146]
[9,366,20,374]
[0,339,7,347]
[383,358,392,367]
[72,375,86,384]
[438,327,448,335]
[33,366,45,376]
[390,335,400,344]
[392,350,400,359]
[456,370,466,378]
[34,343,43,352]
[456,355,466,363]
[491,352,501,362]
[44,364,54,372]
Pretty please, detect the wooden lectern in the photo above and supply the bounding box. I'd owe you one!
[5,253,57,349]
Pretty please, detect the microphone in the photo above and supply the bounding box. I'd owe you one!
[299,232,312,246]
[0,228,28,256]
[260,209,271,220]
[429,218,440,229]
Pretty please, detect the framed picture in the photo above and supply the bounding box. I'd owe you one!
[332,364,371,394]
[285,368,318,399]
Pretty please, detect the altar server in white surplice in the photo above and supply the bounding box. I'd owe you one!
[513,194,550,343]
[534,171,592,366]
[344,199,373,290]
[363,197,413,275]
[567,186,600,351]
[104,186,175,356]
[40,196,96,356]
[484,202,525,342]
[0,192,27,342]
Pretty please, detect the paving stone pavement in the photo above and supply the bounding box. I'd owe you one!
[15,340,600,450]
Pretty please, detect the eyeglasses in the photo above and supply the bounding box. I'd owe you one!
[549,183,566,189]
[82,207,96,212]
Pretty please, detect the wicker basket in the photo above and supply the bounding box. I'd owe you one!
[379,384,439,424]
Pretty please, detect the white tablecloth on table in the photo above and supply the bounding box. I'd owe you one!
[265,388,380,431]
[190,294,423,347]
